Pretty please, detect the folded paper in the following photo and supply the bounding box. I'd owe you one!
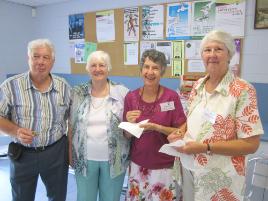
[159,140,196,171]
[118,119,149,138]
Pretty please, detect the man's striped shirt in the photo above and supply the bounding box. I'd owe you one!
[0,72,71,147]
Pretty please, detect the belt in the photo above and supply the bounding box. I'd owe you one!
[21,136,65,152]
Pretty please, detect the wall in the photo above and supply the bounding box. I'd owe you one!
[0,1,34,83]
[0,0,268,83]
[242,0,268,83]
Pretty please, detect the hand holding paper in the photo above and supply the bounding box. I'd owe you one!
[118,119,149,138]
[159,139,196,171]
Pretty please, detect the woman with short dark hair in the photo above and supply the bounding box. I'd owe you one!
[124,49,186,201]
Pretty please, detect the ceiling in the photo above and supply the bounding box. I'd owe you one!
[4,0,73,7]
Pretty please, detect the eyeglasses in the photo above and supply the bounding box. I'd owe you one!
[90,63,107,69]
[32,54,52,62]
[202,47,225,54]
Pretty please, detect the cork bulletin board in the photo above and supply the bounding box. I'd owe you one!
[70,2,243,78]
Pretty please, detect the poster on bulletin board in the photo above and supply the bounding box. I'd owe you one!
[69,14,84,40]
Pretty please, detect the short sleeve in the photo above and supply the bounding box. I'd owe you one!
[235,84,263,138]
[123,92,131,122]
[0,85,11,119]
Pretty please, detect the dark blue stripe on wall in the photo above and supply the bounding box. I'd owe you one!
[54,73,180,91]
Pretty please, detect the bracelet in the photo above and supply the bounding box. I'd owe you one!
[206,143,211,155]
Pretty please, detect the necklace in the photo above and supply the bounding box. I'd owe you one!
[90,83,109,110]
[138,85,161,116]
[90,96,107,110]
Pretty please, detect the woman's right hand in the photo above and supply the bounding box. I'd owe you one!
[126,110,141,123]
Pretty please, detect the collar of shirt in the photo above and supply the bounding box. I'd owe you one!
[24,72,61,93]
[76,79,123,102]
[194,70,235,97]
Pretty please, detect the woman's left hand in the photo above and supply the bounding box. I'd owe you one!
[139,122,158,131]
[167,130,183,143]
[175,141,206,155]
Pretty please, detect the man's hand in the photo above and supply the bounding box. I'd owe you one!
[16,128,35,144]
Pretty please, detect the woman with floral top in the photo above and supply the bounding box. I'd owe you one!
[124,49,187,201]
[68,51,130,201]
[168,30,263,201]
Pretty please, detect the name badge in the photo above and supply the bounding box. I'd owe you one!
[203,108,217,124]
[160,101,175,112]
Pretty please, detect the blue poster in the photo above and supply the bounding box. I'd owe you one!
[69,14,84,40]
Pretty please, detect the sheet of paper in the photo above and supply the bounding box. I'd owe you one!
[124,7,139,41]
[140,41,156,59]
[96,10,115,42]
[124,42,139,65]
[159,140,196,171]
[191,1,215,36]
[185,40,201,59]
[215,1,246,37]
[188,59,205,72]
[156,41,172,66]
[142,5,164,40]
[166,2,192,40]
[118,119,149,138]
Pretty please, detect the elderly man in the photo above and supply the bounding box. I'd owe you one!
[0,39,70,201]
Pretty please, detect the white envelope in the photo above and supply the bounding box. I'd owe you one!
[159,140,196,171]
[118,119,149,138]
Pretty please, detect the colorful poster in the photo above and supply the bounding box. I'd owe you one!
[215,0,246,37]
[96,10,115,42]
[124,7,139,41]
[84,42,97,62]
[173,40,184,60]
[69,14,84,40]
[172,41,184,76]
[172,60,184,76]
[191,1,215,36]
[142,5,164,40]
[74,43,85,63]
[69,39,84,58]
[166,3,192,40]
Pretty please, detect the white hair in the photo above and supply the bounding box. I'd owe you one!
[85,50,112,71]
[27,38,55,60]
[200,30,235,59]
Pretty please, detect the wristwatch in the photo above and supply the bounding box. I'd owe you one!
[206,143,212,155]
